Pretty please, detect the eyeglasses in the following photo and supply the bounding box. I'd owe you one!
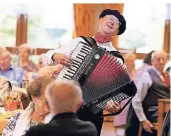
[105,15,121,26]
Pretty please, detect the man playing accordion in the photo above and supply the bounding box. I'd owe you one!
[43,9,126,136]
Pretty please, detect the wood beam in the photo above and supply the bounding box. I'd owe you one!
[16,14,28,46]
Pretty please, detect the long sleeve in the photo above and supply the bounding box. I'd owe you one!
[42,37,83,66]
[132,71,153,121]
[2,112,21,136]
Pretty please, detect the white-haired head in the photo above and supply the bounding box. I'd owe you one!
[45,80,83,116]
[151,51,167,72]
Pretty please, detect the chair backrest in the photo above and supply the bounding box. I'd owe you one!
[0,76,12,105]
[160,110,170,136]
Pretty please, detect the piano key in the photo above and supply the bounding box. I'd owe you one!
[77,43,92,50]
[60,70,74,76]
[75,46,90,52]
[67,70,75,75]
[73,58,82,64]
[71,63,79,68]
[65,73,74,77]
[69,66,77,71]
[63,75,72,80]
[71,54,84,60]
[74,47,89,53]
[80,50,89,55]
[78,53,86,58]
[76,56,84,61]
[82,45,92,50]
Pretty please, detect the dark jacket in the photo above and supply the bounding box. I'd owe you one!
[24,112,97,136]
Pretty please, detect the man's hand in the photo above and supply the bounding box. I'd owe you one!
[53,53,72,67]
[105,100,121,113]
[141,120,153,133]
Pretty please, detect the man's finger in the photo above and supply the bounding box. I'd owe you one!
[146,127,153,134]
[113,101,120,106]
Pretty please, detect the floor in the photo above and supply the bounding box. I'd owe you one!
[101,122,115,136]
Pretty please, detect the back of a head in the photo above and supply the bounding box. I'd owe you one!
[27,77,54,101]
[18,43,29,51]
[143,51,154,65]
[46,80,83,115]
[0,47,7,55]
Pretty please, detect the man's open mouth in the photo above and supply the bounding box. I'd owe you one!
[107,24,113,30]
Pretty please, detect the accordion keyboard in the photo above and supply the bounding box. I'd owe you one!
[56,42,92,80]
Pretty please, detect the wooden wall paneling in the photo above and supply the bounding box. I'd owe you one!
[73,4,124,49]
[16,14,28,46]
[6,46,147,60]
[163,4,170,54]
[73,4,101,37]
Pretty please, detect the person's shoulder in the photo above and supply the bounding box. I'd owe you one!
[83,121,97,136]
[12,65,24,72]
[24,123,57,136]
[76,119,97,134]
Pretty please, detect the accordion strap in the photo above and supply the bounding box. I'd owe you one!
[109,51,125,63]
[80,36,124,63]
[80,36,97,47]
[102,96,134,117]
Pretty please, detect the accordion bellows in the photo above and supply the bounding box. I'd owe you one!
[56,37,137,115]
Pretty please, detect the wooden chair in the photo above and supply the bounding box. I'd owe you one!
[157,99,170,136]
[0,118,8,135]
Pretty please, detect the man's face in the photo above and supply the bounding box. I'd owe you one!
[0,55,11,71]
[98,15,120,36]
[19,48,29,60]
[152,53,167,72]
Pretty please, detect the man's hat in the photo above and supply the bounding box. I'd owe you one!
[99,9,126,35]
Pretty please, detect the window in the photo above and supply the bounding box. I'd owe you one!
[119,3,166,53]
[27,3,74,49]
[0,4,16,47]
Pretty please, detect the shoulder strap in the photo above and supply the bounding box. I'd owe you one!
[80,36,97,47]
[109,51,125,63]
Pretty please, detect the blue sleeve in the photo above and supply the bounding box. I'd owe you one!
[14,67,25,86]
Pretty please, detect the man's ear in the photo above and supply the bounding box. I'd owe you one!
[114,29,119,36]
[31,95,36,103]
[76,99,83,111]
[151,59,154,65]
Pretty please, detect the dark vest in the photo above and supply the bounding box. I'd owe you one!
[143,68,170,123]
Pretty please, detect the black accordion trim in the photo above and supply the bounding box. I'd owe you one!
[80,36,124,63]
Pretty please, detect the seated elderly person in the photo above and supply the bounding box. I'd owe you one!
[0,50,24,87]
[0,76,12,106]
[24,80,97,136]
[2,77,54,136]
[18,43,37,72]
[29,64,63,81]
[0,47,7,54]
[37,53,45,71]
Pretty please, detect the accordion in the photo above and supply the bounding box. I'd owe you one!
[56,37,137,115]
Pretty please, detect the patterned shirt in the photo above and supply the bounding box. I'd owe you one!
[2,112,39,136]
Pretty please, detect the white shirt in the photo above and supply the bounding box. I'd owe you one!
[132,66,163,122]
[42,37,117,66]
